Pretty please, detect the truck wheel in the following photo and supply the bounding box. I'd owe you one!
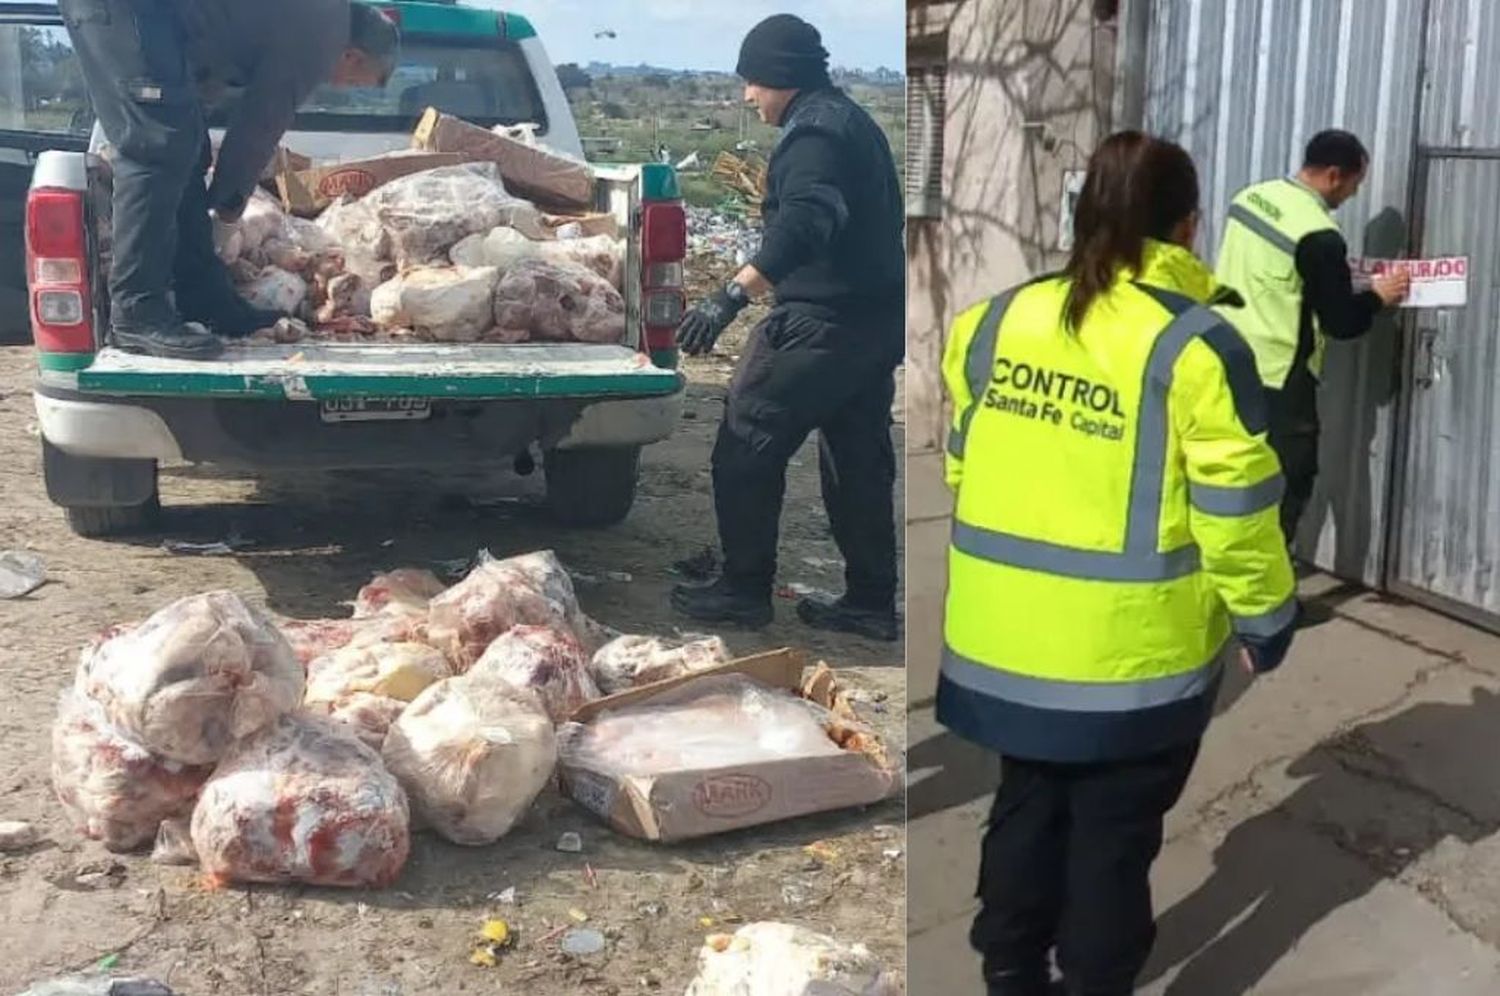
[64,496,162,538]
[544,446,641,527]
[42,440,161,538]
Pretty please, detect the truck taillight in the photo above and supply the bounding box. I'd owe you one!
[640,201,686,363]
[26,187,94,354]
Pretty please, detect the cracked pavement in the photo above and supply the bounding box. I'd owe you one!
[905,450,1500,995]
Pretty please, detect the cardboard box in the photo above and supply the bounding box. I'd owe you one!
[411,108,594,210]
[559,649,898,842]
[274,152,465,217]
[542,211,620,240]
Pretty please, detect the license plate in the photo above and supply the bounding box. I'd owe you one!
[319,397,432,423]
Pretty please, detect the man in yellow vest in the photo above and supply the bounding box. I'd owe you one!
[1214,130,1410,543]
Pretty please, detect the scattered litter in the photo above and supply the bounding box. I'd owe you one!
[568,908,590,923]
[568,568,633,585]
[491,886,517,904]
[381,539,396,548]
[800,557,841,570]
[14,978,175,996]
[435,555,476,579]
[803,841,840,864]
[686,208,759,263]
[685,922,897,995]
[160,534,252,557]
[556,831,583,853]
[699,916,715,928]
[73,858,126,890]
[637,901,665,917]
[776,582,832,600]
[150,818,197,866]
[470,917,515,967]
[94,955,119,972]
[560,927,606,957]
[871,824,899,839]
[0,551,46,598]
[0,820,39,851]
[882,849,902,861]
[584,862,599,889]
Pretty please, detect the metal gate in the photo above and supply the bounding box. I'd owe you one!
[1385,147,1500,631]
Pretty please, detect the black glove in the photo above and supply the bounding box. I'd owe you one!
[209,190,248,225]
[676,283,748,356]
[1240,601,1303,674]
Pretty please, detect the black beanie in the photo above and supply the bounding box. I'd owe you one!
[736,14,830,90]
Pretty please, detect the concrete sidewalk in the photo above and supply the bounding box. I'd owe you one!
[906,449,1500,995]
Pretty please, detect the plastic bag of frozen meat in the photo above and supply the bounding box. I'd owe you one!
[426,549,592,672]
[469,624,599,723]
[76,592,304,766]
[589,633,730,695]
[191,713,410,888]
[303,641,452,748]
[382,672,556,845]
[491,257,626,344]
[353,568,447,620]
[364,162,542,267]
[685,922,899,996]
[51,690,212,852]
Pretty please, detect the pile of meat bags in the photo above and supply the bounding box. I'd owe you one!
[52,550,729,888]
[217,160,627,346]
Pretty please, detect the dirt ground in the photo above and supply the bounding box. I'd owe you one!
[0,279,907,994]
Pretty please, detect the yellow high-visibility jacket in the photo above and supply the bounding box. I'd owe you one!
[937,240,1295,762]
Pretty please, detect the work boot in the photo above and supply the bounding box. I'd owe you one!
[112,319,224,360]
[983,964,1054,996]
[179,290,283,339]
[796,595,899,642]
[671,577,773,629]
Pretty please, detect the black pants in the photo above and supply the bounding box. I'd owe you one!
[59,0,230,330]
[973,742,1201,996]
[1264,374,1320,544]
[711,306,901,607]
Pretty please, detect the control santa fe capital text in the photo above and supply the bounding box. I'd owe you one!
[981,358,1129,442]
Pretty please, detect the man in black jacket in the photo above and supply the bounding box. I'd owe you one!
[58,0,398,359]
[671,14,903,642]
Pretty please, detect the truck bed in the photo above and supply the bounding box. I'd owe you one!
[57,342,681,401]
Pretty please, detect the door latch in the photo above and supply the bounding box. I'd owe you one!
[1414,324,1439,388]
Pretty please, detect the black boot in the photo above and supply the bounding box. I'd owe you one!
[983,964,1054,996]
[178,289,283,339]
[111,302,224,360]
[671,577,773,629]
[796,594,899,642]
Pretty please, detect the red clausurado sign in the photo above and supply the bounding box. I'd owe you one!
[1349,256,1469,308]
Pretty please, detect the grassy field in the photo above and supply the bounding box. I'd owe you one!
[566,70,905,209]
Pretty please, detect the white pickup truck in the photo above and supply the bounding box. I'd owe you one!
[3,0,688,536]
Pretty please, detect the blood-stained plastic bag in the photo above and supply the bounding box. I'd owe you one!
[353,568,447,619]
[469,624,599,722]
[589,634,730,695]
[310,691,408,751]
[369,265,499,342]
[191,714,410,888]
[382,673,556,846]
[363,163,541,266]
[492,257,625,344]
[425,550,591,672]
[76,592,304,766]
[51,691,212,852]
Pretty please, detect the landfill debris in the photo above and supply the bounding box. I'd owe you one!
[72,858,127,890]
[687,209,759,264]
[589,633,730,695]
[803,841,841,864]
[560,927,606,957]
[0,550,46,598]
[14,978,175,996]
[584,862,598,889]
[0,819,39,851]
[685,922,897,996]
[160,534,252,556]
[801,557,842,570]
[469,917,515,967]
[776,582,833,600]
[568,908,590,923]
[493,886,518,904]
[555,831,583,853]
[882,848,902,861]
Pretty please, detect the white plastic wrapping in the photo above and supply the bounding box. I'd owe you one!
[191,713,410,888]
[425,550,590,672]
[381,673,556,846]
[588,634,730,695]
[237,190,295,253]
[559,676,845,778]
[305,642,451,707]
[449,227,623,287]
[363,163,541,266]
[51,690,212,852]
[238,267,307,315]
[311,691,408,751]
[492,257,626,344]
[316,195,396,299]
[353,568,447,619]
[76,591,305,766]
[369,265,499,342]
[685,922,899,996]
[469,624,599,722]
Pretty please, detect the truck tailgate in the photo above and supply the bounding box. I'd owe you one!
[66,343,681,400]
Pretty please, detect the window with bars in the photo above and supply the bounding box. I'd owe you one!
[906,52,946,219]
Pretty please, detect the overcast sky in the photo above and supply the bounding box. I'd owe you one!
[472,0,904,73]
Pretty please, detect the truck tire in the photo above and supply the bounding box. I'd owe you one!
[65,496,162,538]
[544,445,640,527]
[42,440,162,538]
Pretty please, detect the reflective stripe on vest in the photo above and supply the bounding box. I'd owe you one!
[1226,203,1298,255]
[941,643,1222,712]
[950,297,1226,582]
[946,287,1016,461]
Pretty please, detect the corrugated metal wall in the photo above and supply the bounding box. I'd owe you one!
[1138,0,1500,611]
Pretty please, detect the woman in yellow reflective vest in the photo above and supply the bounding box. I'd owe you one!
[938,132,1299,996]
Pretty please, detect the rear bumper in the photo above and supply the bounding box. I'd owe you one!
[34,386,683,469]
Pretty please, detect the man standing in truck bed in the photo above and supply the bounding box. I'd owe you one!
[57,0,399,360]
[672,14,905,641]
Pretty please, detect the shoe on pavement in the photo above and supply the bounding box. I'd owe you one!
[671,577,773,629]
[112,320,224,360]
[796,595,899,642]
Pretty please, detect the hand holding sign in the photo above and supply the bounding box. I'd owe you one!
[1373,268,1412,307]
